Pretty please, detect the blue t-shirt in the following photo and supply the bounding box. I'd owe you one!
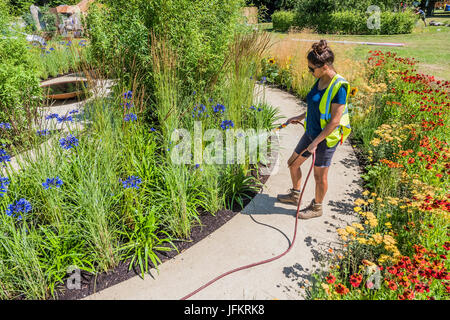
[305,80,347,139]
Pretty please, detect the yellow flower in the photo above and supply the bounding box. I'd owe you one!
[385,222,392,229]
[368,199,375,204]
[372,233,383,244]
[357,237,368,245]
[345,226,357,236]
[349,87,358,97]
[354,206,362,212]
[268,57,275,64]
[352,222,365,231]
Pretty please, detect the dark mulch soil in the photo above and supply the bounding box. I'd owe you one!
[54,164,272,300]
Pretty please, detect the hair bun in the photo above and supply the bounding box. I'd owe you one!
[312,40,328,56]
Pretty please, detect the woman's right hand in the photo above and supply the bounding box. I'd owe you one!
[287,115,304,124]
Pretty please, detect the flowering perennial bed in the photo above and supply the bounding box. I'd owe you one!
[312,50,449,300]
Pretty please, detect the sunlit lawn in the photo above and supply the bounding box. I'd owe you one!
[260,11,450,80]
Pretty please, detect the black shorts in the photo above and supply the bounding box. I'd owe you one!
[294,133,338,167]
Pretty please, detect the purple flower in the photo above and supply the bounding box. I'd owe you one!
[42,177,63,190]
[45,113,59,120]
[124,113,137,122]
[57,115,73,123]
[5,198,32,221]
[59,135,79,150]
[120,176,142,189]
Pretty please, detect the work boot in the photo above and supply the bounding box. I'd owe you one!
[298,199,323,219]
[277,188,300,206]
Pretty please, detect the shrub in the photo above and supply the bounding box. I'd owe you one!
[294,0,416,35]
[0,3,41,137]
[272,10,296,32]
[86,0,245,99]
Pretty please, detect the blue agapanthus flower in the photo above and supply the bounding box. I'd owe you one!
[213,103,225,114]
[120,176,142,189]
[150,127,156,132]
[69,109,79,114]
[42,177,64,190]
[250,105,256,110]
[123,90,133,99]
[192,104,207,118]
[59,135,79,150]
[124,113,137,122]
[36,129,51,136]
[57,115,73,123]
[5,198,32,221]
[45,113,59,120]
[0,123,11,129]
[220,120,234,130]
[0,177,10,197]
[0,149,11,166]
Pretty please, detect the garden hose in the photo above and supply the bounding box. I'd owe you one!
[180,121,315,300]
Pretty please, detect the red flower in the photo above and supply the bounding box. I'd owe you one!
[326,274,336,284]
[443,242,450,251]
[335,283,349,295]
[408,157,415,164]
[387,281,398,291]
[398,289,415,300]
[349,274,363,288]
[387,266,398,275]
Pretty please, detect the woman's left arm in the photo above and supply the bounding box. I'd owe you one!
[306,102,345,153]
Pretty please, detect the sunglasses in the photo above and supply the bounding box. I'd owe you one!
[308,65,321,73]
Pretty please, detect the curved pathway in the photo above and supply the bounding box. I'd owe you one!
[84,85,362,300]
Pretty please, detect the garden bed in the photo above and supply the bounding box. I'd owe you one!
[53,164,272,300]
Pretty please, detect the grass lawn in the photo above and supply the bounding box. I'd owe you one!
[260,11,450,80]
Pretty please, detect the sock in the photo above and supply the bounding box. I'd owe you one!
[292,188,301,193]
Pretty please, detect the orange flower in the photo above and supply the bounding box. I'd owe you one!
[326,274,336,284]
[335,283,349,295]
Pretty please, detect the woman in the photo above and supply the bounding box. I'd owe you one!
[277,40,351,220]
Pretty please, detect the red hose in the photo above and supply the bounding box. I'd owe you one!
[180,151,316,300]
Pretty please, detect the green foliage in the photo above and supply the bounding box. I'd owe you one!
[0,5,41,127]
[86,0,246,100]
[294,0,416,34]
[326,10,417,35]
[246,0,297,22]
[118,205,176,278]
[220,164,261,210]
[8,0,79,15]
[271,10,296,32]
[40,5,58,33]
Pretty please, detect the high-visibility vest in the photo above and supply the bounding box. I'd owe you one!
[304,73,352,148]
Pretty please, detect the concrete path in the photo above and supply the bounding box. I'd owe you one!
[84,85,363,300]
